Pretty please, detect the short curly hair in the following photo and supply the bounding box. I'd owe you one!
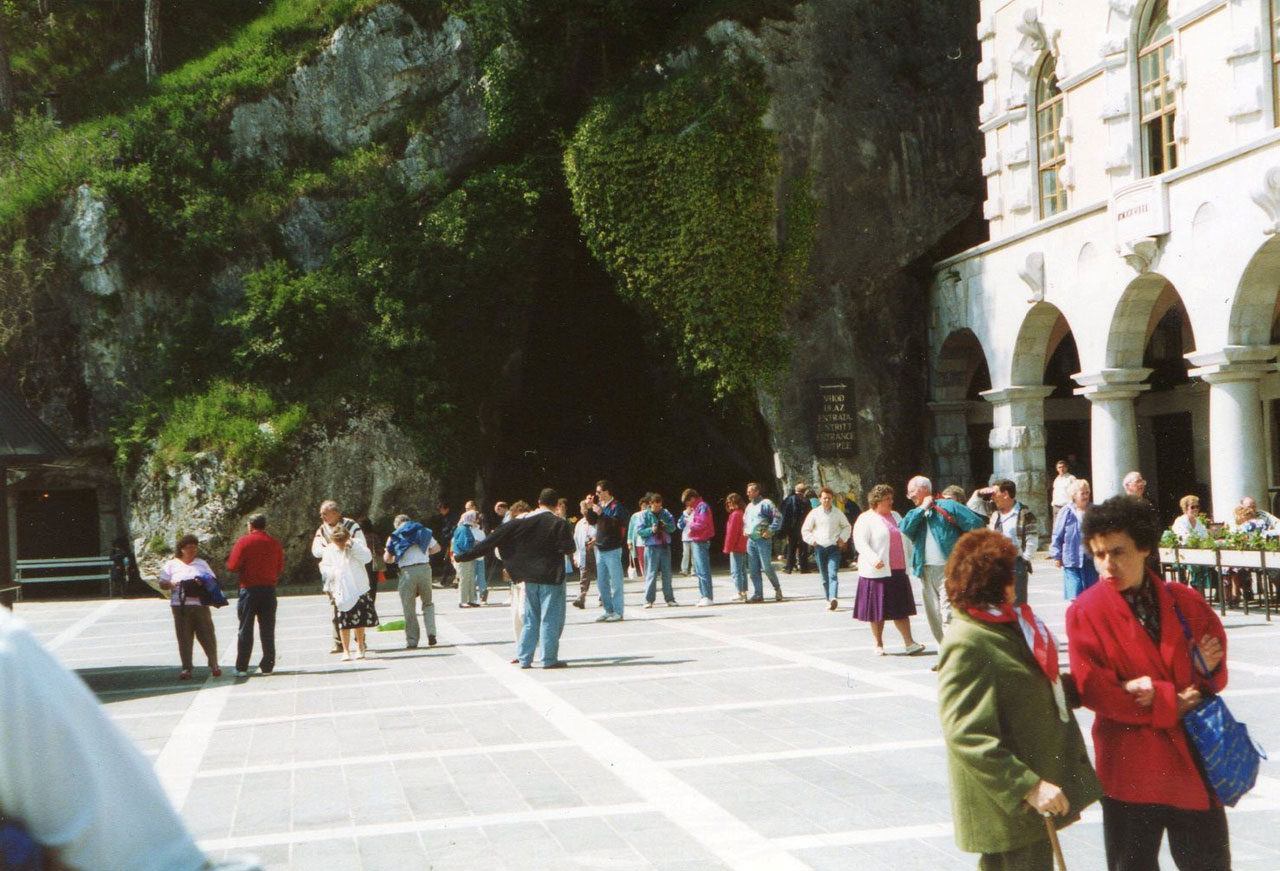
[1080,495,1159,553]
[944,529,1017,611]
[867,484,894,506]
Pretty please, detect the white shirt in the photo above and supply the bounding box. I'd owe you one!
[320,538,373,612]
[0,610,207,871]
[1051,473,1077,508]
[800,505,852,548]
[923,525,947,566]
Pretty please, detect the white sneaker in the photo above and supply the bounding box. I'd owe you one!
[696,597,711,607]
[595,613,613,622]
[904,642,926,656]
[355,650,366,660]
[604,613,623,622]
[643,602,654,609]
[340,652,352,662]
[234,670,249,678]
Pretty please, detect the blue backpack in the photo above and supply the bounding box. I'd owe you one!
[452,524,476,556]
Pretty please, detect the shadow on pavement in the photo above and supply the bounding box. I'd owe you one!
[77,665,206,704]
[558,656,696,669]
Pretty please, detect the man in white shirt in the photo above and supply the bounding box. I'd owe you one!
[312,499,367,653]
[0,608,258,871]
[801,487,852,610]
[1050,459,1077,531]
[384,513,443,649]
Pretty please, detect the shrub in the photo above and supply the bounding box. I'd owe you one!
[152,380,308,474]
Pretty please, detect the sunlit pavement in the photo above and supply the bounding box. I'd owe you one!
[17,560,1280,870]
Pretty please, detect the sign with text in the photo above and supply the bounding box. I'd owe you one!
[812,379,857,458]
[1110,177,1169,244]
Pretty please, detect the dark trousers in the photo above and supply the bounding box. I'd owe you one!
[236,586,278,672]
[576,544,597,601]
[978,837,1052,871]
[171,606,218,671]
[784,532,811,572]
[1102,796,1230,871]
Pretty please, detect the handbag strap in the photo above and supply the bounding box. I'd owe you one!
[1170,598,1215,688]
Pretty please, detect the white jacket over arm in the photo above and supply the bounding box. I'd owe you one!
[321,538,372,612]
[851,510,912,579]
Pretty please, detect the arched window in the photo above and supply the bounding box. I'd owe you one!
[1138,0,1176,175]
[1035,57,1066,217]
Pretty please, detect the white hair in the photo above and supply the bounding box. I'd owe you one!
[394,514,411,527]
[1122,471,1142,486]
[319,499,340,514]
[907,476,933,496]
[1068,479,1091,499]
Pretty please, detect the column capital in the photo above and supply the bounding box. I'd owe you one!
[1072,367,1152,402]
[979,385,1055,406]
[1187,345,1277,383]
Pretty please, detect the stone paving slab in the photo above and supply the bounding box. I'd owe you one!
[14,560,1280,869]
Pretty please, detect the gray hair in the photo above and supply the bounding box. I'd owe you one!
[1068,479,1091,499]
[319,499,340,514]
[394,513,411,527]
[907,476,933,496]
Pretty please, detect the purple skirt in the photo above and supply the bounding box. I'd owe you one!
[852,570,917,622]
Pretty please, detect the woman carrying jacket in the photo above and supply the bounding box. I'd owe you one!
[320,525,377,661]
[157,534,221,681]
[850,484,925,656]
[939,529,1101,869]
[1068,496,1231,870]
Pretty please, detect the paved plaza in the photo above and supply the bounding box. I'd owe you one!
[18,561,1280,870]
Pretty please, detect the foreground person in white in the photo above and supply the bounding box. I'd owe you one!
[0,607,258,870]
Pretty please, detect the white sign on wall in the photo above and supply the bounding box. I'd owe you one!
[1110,177,1170,244]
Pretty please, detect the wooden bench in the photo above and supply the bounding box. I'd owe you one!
[16,557,115,597]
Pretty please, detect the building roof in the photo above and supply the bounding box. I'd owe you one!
[0,387,72,462]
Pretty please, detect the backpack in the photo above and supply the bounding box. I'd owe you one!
[452,524,476,557]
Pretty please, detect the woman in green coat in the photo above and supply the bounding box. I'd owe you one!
[938,529,1101,870]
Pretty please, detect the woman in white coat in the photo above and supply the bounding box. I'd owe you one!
[320,525,378,660]
[851,484,925,656]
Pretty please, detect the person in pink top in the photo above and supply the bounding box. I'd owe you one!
[723,493,749,602]
[679,488,717,606]
[850,484,926,656]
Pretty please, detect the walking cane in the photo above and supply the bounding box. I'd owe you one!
[1044,814,1067,871]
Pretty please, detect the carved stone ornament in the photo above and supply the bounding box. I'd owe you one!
[1016,9,1047,51]
[1109,0,1136,16]
[1018,251,1046,302]
[1117,236,1159,273]
[1250,166,1280,235]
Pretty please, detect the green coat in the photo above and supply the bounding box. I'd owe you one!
[937,612,1101,855]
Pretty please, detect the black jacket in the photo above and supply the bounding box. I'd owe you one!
[457,509,574,584]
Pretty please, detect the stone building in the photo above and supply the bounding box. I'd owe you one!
[930,0,1280,524]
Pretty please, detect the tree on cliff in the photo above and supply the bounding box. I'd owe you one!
[144,0,162,84]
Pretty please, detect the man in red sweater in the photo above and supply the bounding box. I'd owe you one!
[226,513,284,677]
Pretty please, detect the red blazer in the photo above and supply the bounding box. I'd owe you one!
[1066,576,1227,810]
[722,510,746,554]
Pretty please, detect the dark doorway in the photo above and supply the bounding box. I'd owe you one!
[1150,412,1199,522]
[968,424,993,487]
[16,489,100,560]
[1046,419,1091,482]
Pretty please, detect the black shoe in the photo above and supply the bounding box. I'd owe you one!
[259,664,274,675]
[427,635,437,646]
[544,661,569,669]
[747,596,764,603]
[330,645,344,654]
[571,598,585,609]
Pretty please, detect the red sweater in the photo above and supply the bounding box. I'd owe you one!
[226,530,284,588]
[722,509,746,554]
[1066,575,1227,810]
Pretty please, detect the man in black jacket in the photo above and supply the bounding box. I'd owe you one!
[781,483,813,573]
[457,488,576,669]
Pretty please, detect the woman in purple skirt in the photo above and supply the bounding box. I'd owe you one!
[851,484,926,656]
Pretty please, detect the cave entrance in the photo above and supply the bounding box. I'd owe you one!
[16,489,101,560]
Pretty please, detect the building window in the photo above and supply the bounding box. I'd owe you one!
[1138,0,1176,175]
[1036,57,1067,217]
[1272,0,1280,124]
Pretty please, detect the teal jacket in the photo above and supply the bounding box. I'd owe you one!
[898,498,985,576]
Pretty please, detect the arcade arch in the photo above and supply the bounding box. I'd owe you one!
[930,329,993,492]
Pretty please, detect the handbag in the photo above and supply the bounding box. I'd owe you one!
[1171,603,1266,806]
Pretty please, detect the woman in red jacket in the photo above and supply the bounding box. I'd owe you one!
[1068,496,1230,871]
[723,493,748,602]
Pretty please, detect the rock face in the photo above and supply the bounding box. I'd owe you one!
[230,6,487,174]
[128,408,438,586]
[748,0,984,499]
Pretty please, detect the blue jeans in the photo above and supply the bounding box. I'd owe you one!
[746,537,780,598]
[1062,561,1099,600]
[518,582,566,666]
[690,540,713,599]
[729,552,748,593]
[475,557,488,596]
[644,544,675,603]
[235,586,277,672]
[815,544,841,600]
[596,547,625,616]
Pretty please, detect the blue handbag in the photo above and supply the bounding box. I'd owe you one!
[1172,604,1266,807]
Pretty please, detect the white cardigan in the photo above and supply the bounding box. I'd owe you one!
[320,538,372,612]
[852,509,914,579]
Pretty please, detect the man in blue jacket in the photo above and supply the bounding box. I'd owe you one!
[899,476,985,648]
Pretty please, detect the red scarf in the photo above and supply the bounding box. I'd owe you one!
[966,603,1059,684]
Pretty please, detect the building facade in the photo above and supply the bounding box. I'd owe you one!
[930,0,1280,525]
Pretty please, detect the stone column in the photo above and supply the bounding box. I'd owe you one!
[980,386,1054,524]
[1188,347,1276,521]
[928,400,974,491]
[1074,369,1151,502]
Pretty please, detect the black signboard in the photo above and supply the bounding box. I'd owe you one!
[812,378,856,458]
